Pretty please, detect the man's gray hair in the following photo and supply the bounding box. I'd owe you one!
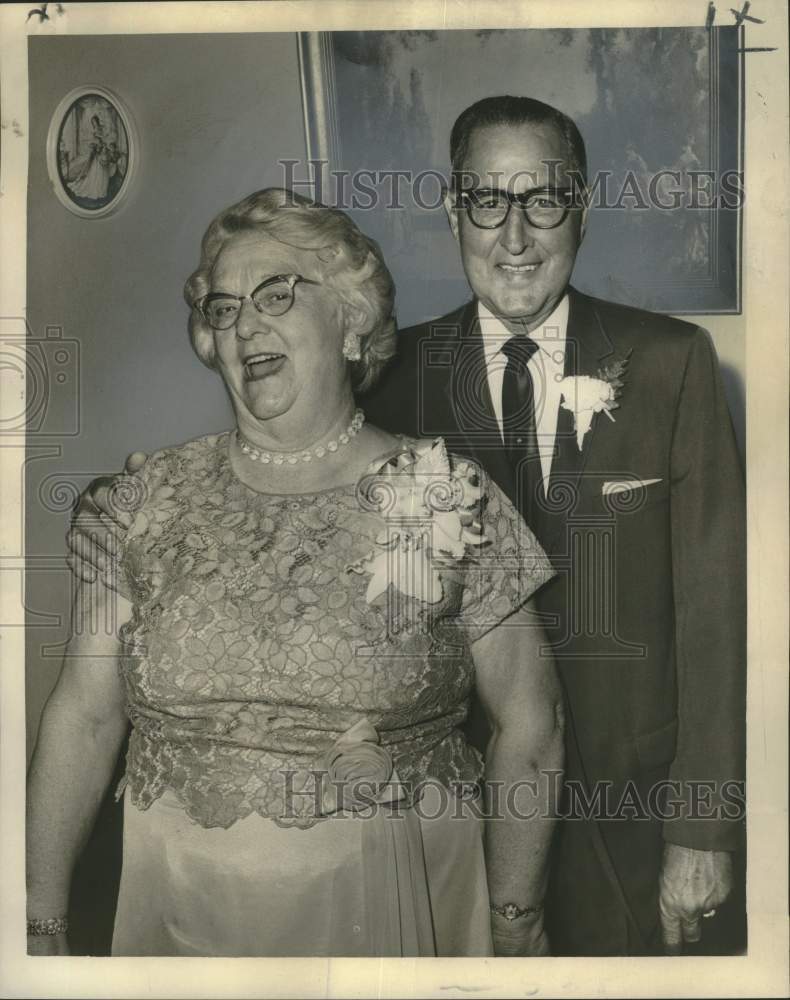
[450,95,587,186]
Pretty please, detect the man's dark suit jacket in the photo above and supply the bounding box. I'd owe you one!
[362,287,746,955]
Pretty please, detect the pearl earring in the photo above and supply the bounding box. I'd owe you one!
[342,332,361,361]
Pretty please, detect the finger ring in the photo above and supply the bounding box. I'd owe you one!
[702,909,717,919]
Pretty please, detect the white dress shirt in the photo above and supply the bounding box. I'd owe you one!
[478,296,569,491]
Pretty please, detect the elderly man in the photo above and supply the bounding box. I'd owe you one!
[68,95,745,957]
[364,96,745,956]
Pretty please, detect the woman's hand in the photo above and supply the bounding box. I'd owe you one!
[27,932,70,956]
[491,910,550,957]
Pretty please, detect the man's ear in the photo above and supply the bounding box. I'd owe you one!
[442,187,460,241]
[579,206,589,244]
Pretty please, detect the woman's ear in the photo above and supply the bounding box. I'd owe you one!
[343,301,370,337]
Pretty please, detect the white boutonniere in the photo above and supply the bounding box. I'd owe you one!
[348,438,487,605]
[559,351,632,451]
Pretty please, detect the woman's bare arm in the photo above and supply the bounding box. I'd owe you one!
[471,599,564,956]
[26,579,131,953]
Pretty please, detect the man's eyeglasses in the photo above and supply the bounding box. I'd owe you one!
[198,273,320,330]
[458,187,584,230]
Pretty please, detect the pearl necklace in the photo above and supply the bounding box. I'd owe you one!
[236,408,365,465]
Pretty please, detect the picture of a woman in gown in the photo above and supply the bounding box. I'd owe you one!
[64,113,124,206]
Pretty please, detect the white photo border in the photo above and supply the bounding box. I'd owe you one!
[1,2,787,999]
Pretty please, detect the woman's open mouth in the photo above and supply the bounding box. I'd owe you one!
[243,352,287,380]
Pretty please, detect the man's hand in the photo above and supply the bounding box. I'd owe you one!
[66,452,147,589]
[659,843,733,954]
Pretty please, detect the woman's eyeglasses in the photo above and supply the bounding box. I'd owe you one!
[458,187,583,230]
[198,273,320,330]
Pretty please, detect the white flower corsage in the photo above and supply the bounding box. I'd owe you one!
[349,438,487,605]
[559,351,632,451]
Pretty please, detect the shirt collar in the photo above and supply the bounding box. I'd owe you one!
[477,295,569,366]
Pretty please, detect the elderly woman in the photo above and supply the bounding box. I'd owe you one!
[27,189,562,958]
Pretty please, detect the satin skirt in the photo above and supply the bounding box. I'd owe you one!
[111,784,493,957]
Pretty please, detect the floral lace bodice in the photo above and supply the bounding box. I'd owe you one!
[117,432,554,828]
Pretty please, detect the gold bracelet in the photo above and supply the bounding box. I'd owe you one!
[490,902,543,921]
[27,916,68,936]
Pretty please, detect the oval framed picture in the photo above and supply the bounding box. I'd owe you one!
[46,86,137,219]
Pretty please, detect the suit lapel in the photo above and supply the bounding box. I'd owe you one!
[442,301,516,503]
[538,289,616,556]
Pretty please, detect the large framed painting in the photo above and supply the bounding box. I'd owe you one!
[297,27,742,324]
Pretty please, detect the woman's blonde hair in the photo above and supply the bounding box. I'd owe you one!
[184,188,397,394]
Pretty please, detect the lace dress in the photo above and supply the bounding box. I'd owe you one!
[110,432,554,956]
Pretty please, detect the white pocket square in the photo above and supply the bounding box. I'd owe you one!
[602,478,663,496]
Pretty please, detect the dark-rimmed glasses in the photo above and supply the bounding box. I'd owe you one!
[198,273,321,330]
[458,187,583,230]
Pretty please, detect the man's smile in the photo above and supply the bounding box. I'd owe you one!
[497,262,542,275]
